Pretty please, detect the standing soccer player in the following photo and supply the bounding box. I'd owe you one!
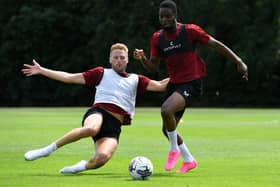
[134,0,248,173]
[22,43,169,174]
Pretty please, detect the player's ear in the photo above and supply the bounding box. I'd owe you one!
[109,55,112,64]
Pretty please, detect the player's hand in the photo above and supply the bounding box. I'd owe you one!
[237,61,248,81]
[133,49,146,61]
[22,59,42,76]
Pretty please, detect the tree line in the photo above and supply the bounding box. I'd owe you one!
[0,0,279,107]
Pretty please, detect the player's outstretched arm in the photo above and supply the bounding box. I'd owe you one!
[146,78,170,92]
[22,59,85,84]
[207,37,248,81]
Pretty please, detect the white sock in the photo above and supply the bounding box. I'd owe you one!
[166,130,179,151]
[39,142,57,156]
[60,160,87,174]
[179,142,194,162]
[45,142,57,153]
[24,142,57,161]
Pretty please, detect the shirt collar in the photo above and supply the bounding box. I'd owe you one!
[118,72,128,77]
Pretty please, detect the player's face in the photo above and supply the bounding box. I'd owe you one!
[159,8,176,31]
[110,49,128,73]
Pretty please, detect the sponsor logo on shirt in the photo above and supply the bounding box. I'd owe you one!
[163,41,182,52]
[183,90,190,97]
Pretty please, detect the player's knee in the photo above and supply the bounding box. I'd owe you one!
[88,153,111,169]
[161,105,172,117]
[81,127,97,137]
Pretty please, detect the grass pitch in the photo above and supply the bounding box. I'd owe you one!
[0,107,279,187]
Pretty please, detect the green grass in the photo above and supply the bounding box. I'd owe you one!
[0,107,280,187]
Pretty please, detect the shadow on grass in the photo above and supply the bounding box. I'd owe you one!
[28,171,198,180]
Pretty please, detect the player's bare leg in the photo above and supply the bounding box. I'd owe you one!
[60,137,118,173]
[24,114,102,161]
[161,92,185,170]
[161,92,197,172]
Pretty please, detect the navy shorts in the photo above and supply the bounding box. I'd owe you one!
[163,79,202,119]
[82,107,122,143]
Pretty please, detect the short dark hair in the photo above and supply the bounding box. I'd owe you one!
[160,0,177,16]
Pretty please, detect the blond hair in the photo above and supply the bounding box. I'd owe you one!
[110,43,128,53]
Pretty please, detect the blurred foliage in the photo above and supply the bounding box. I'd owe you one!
[0,0,279,107]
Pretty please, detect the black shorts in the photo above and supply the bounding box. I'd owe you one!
[82,107,122,143]
[163,79,202,119]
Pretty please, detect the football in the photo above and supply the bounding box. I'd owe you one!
[128,156,153,180]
